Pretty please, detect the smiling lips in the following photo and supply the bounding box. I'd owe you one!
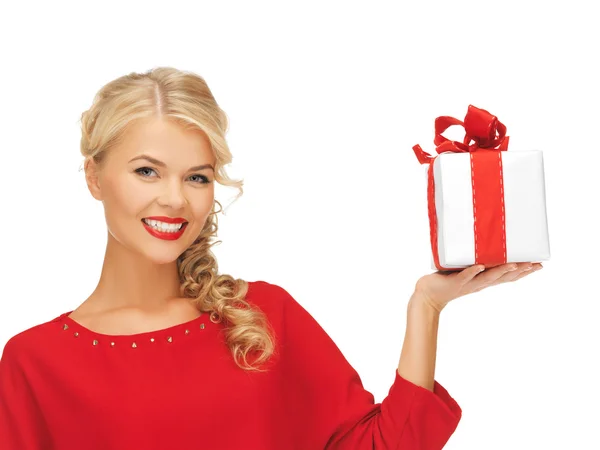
[142,216,189,241]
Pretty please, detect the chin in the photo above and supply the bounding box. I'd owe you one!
[136,232,199,264]
[137,243,187,265]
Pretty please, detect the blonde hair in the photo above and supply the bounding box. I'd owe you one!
[79,67,276,372]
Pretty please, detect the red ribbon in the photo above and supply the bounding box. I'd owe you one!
[413,105,510,271]
[413,104,510,164]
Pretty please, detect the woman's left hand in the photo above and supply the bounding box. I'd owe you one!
[414,262,543,313]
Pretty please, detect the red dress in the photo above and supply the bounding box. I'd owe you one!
[0,280,462,449]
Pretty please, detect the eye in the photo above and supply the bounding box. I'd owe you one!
[134,167,210,184]
[135,167,157,178]
[189,174,210,184]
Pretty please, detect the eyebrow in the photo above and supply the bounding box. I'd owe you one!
[128,154,214,172]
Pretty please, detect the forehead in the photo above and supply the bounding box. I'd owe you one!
[114,117,213,161]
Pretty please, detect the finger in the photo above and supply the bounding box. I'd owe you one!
[511,264,543,282]
[458,264,486,285]
[478,263,541,288]
[467,263,518,291]
[492,263,534,284]
[477,263,518,283]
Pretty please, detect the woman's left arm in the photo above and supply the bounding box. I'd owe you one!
[397,292,441,393]
[399,261,543,393]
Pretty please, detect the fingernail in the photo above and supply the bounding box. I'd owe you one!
[524,266,533,271]
[508,265,518,271]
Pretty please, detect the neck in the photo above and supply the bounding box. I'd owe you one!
[83,233,183,314]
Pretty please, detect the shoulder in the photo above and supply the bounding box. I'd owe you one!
[245,280,309,325]
[246,281,348,366]
[246,279,293,301]
[245,280,301,313]
[1,313,67,363]
[245,280,318,329]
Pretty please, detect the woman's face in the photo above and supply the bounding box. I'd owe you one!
[85,117,216,264]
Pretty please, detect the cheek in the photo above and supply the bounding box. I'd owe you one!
[191,190,215,221]
[103,177,148,219]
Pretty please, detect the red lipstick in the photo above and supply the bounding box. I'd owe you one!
[142,217,189,241]
[144,216,187,224]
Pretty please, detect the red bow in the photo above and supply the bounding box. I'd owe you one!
[413,105,510,164]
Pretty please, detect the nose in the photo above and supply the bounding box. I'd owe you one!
[157,178,187,210]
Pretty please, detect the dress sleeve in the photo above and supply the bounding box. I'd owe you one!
[275,284,462,450]
[0,336,51,449]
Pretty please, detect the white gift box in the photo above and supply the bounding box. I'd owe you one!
[423,150,551,270]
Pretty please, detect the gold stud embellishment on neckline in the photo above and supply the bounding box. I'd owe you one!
[210,312,221,324]
[200,323,205,329]
[150,338,155,342]
[167,336,173,343]
[63,324,69,331]
[110,342,115,347]
[93,340,99,346]
[132,342,137,348]
[185,329,190,335]
[74,332,79,337]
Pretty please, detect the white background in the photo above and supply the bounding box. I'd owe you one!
[1,1,598,448]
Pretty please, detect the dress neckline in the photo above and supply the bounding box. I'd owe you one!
[58,310,214,347]
[55,281,259,347]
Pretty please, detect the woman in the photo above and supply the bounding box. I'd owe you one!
[0,67,542,449]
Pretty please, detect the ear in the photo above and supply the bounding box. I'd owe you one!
[84,157,103,201]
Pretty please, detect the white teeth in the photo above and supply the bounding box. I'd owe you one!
[143,219,184,233]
